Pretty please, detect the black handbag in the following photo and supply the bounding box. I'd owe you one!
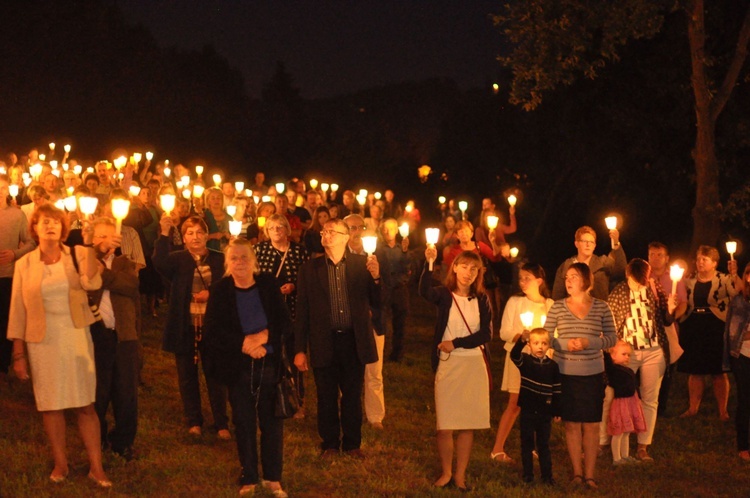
[274,347,300,419]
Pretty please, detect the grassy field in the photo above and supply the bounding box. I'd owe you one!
[1,288,749,497]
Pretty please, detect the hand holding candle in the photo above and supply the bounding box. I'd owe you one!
[520,311,534,331]
[669,264,685,296]
[111,198,131,235]
[229,220,243,237]
[425,227,440,271]
[726,241,737,261]
[398,222,409,238]
[362,235,378,256]
[605,216,618,248]
[160,194,176,216]
[486,215,499,230]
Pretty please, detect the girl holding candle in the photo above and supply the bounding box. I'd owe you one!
[490,262,553,463]
[678,245,741,420]
[420,247,491,491]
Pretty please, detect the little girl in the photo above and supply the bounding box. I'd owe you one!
[604,340,647,464]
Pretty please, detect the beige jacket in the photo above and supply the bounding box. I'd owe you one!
[8,245,102,343]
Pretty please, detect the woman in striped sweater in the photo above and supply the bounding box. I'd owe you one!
[544,262,617,490]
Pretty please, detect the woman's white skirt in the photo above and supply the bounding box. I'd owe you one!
[435,353,490,430]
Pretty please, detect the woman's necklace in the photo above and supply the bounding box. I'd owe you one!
[41,250,62,265]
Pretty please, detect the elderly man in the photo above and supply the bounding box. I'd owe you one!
[95,161,114,205]
[88,217,140,460]
[378,218,411,362]
[294,218,381,458]
[345,214,386,429]
[551,225,626,300]
[0,175,35,378]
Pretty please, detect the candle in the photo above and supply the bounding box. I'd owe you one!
[66,186,74,196]
[245,189,252,197]
[275,182,285,194]
[226,205,237,218]
[374,192,382,200]
[458,200,468,213]
[182,189,191,199]
[320,183,329,192]
[487,215,499,230]
[23,177,31,187]
[111,198,131,234]
[520,311,534,330]
[62,163,68,171]
[54,199,64,210]
[605,216,618,248]
[425,227,440,271]
[192,185,204,198]
[726,241,738,261]
[405,203,413,213]
[362,235,378,256]
[73,165,82,175]
[260,195,270,203]
[50,160,58,170]
[359,189,368,198]
[330,183,339,192]
[510,247,519,258]
[356,194,366,205]
[213,174,221,187]
[253,196,260,205]
[438,196,446,204]
[63,144,71,153]
[133,152,142,163]
[146,151,154,161]
[257,216,266,228]
[669,264,685,295]
[39,154,46,161]
[399,222,409,238]
[160,194,176,216]
[507,194,517,207]
[180,175,189,186]
[78,196,99,216]
[49,142,56,152]
[63,196,77,212]
[195,165,203,176]
[129,185,141,197]
[9,184,19,200]
[51,169,60,178]
[310,179,319,190]
[235,181,244,193]
[229,220,243,237]
[163,167,171,178]
[114,156,127,170]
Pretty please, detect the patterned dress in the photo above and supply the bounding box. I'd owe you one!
[254,240,310,320]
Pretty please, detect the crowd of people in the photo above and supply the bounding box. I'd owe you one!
[1,146,749,495]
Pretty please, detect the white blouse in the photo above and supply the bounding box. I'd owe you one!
[441,293,482,357]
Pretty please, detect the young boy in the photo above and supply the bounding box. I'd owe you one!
[510,327,562,484]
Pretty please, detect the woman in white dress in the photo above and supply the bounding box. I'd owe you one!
[420,248,491,492]
[8,204,111,487]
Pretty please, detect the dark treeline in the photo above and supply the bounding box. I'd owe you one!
[1,1,749,273]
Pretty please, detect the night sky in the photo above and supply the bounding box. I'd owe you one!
[116,0,502,99]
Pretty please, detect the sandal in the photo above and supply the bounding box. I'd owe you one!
[584,478,598,490]
[490,451,513,463]
[570,475,584,487]
[636,448,654,462]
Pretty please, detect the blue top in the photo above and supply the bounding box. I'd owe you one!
[236,284,272,353]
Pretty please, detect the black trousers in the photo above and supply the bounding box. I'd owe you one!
[312,331,365,451]
[175,350,229,430]
[520,410,553,481]
[0,278,13,374]
[227,362,283,485]
[91,322,139,451]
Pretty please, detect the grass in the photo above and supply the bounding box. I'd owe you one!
[1,288,749,497]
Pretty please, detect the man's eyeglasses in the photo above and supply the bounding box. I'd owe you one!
[320,229,348,237]
[576,239,596,246]
[347,225,367,232]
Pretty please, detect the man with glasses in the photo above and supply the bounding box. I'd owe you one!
[345,214,386,430]
[551,225,626,300]
[294,218,382,458]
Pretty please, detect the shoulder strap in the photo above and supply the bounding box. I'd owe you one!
[451,292,475,336]
[275,248,289,279]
